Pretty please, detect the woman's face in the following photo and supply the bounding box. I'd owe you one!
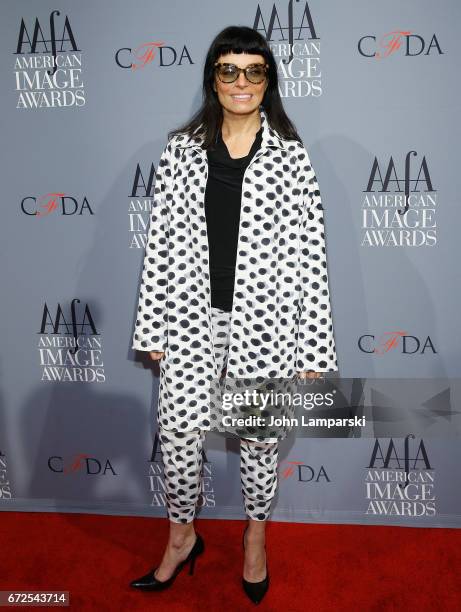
[212,52,268,116]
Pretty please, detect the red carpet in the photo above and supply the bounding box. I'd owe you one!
[0,512,460,611]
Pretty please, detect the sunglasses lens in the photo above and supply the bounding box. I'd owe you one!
[218,66,239,82]
[216,65,266,83]
[246,67,266,83]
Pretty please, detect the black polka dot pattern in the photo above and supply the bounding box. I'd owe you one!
[158,426,278,523]
[158,306,279,523]
[132,106,338,432]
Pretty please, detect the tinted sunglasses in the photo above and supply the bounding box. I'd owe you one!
[214,62,269,84]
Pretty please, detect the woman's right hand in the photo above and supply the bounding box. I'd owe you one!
[149,351,165,361]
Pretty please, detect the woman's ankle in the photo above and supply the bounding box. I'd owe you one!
[245,519,266,543]
[168,522,196,548]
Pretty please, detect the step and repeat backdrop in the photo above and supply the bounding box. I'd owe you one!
[1,1,460,527]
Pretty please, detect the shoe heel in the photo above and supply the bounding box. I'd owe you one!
[187,533,204,576]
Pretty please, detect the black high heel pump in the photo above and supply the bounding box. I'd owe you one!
[130,532,205,591]
[242,525,270,604]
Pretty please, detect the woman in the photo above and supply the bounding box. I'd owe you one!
[130,25,338,604]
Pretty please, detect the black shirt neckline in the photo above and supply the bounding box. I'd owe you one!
[209,125,263,167]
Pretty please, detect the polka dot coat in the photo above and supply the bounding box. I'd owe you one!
[132,106,339,432]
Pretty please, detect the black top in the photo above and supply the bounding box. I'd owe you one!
[205,125,263,312]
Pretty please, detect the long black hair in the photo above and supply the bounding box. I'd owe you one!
[167,25,303,149]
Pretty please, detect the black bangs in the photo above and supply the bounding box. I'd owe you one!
[211,26,268,60]
[214,44,267,59]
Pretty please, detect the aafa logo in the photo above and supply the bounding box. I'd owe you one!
[365,434,435,517]
[37,299,105,383]
[14,11,85,109]
[128,163,157,248]
[362,152,437,247]
[253,2,322,97]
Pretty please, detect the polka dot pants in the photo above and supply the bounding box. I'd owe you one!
[158,306,279,524]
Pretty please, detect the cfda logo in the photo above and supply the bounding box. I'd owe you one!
[48,454,117,476]
[115,40,193,71]
[358,31,444,59]
[358,332,436,356]
[21,193,94,217]
[280,459,330,483]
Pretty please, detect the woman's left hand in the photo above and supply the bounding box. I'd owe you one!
[297,371,322,379]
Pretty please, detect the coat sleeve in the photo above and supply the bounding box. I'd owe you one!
[131,141,173,352]
[295,148,339,373]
